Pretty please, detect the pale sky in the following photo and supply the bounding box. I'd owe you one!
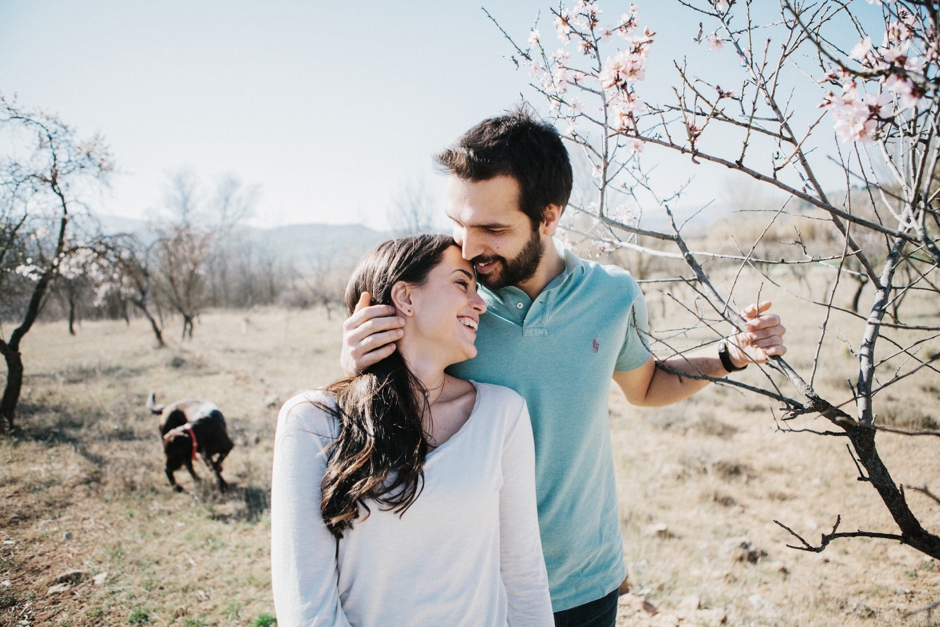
[0,1,876,230]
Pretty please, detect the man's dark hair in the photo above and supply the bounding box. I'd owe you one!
[435,107,573,229]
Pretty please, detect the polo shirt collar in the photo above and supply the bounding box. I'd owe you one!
[480,239,583,334]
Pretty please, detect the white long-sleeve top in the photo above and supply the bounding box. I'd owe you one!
[271,381,553,627]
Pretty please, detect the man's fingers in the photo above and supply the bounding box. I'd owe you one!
[747,335,785,349]
[357,343,398,369]
[353,292,372,314]
[742,300,773,319]
[346,315,405,347]
[354,328,405,355]
[745,314,782,332]
[344,303,399,333]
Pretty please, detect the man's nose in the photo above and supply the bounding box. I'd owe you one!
[459,231,482,262]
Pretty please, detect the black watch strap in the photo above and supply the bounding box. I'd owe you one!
[719,339,748,373]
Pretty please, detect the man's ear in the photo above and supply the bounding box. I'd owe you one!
[540,203,564,237]
[390,281,416,317]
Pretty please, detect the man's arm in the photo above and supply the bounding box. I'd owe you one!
[613,301,786,407]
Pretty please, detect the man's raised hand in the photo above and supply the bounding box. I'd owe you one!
[340,292,406,376]
[728,301,787,367]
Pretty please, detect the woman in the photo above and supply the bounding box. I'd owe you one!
[271,234,552,627]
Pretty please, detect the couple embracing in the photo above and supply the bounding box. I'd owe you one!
[271,109,787,627]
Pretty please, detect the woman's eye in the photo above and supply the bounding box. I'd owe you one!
[456,280,469,290]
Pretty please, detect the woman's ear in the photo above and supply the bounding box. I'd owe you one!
[390,281,415,317]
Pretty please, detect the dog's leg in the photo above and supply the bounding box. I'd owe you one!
[166,467,183,493]
[185,459,201,483]
[209,448,230,492]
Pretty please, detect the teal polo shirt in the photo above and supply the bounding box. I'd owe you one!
[448,242,651,612]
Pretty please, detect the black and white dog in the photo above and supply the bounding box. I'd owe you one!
[148,392,234,492]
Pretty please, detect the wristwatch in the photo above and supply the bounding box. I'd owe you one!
[718,338,748,373]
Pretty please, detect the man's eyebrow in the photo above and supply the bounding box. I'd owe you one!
[444,212,511,230]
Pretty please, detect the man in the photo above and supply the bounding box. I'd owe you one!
[342,109,786,627]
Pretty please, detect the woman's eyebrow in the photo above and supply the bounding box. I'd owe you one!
[452,268,474,281]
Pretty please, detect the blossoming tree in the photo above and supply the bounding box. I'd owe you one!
[489,0,940,564]
[0,95,113,430]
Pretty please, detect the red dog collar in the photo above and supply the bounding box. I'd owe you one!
[182,424,198,461]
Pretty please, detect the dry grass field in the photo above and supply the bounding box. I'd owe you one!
[0,267,938,626]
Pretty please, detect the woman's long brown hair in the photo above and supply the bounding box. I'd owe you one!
[318,234,457,538]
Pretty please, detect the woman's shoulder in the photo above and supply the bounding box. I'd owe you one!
[276,390,339,439]
[471,381,528,416]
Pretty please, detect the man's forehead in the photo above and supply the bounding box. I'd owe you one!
[445,175,526,225]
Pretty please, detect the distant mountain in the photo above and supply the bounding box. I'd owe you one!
[248,223,386,267]
[94,214,388,269]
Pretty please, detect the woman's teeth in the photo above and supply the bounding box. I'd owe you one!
[459,317,478,331]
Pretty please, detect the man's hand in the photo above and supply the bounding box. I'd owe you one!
[727,301,787,367]
[340,292,405,376]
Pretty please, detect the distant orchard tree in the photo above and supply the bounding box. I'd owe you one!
[387,180,439,235]
[152,222,212,340]
[0,95,113,431]
[96,234,166,347]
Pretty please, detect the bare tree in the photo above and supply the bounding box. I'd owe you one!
[489,0,940,565]
[152,222,212,340]
[98,234,166,347]
[387,179,439,235]
[0,95,113,430]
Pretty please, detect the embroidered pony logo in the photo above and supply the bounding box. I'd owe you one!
[592,337,600,353]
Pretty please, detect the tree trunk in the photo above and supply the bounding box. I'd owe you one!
[68,297,76,336]
[0,345,23,431]
[848,426,940,559]
[132,299,165,348]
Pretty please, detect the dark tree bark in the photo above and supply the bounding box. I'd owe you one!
[1,237,60,429]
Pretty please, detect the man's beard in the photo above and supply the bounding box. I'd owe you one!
[474,227,544,291]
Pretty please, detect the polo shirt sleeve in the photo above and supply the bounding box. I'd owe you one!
[614,277,652,372]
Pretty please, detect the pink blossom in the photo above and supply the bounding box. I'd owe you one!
[833,116,877,143]
[821,78,893,143]
[596,241,615,254]
[883,72,922,108]
[528,29,540,46]
[707,33,723,53]
[850,37,872,61]
[607,92,641,131]
[715,0,730,12]
[600,51,647,89]
[550,48,571,63]
[569,97,585,115]
[626,138,644,154]
[864,91,893,119]
[528,60,548,80]
[618,6,639,39]
[612,205,635,223]
[554,12,573,43]
[609,91,640,114]
[553,67,571,93]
